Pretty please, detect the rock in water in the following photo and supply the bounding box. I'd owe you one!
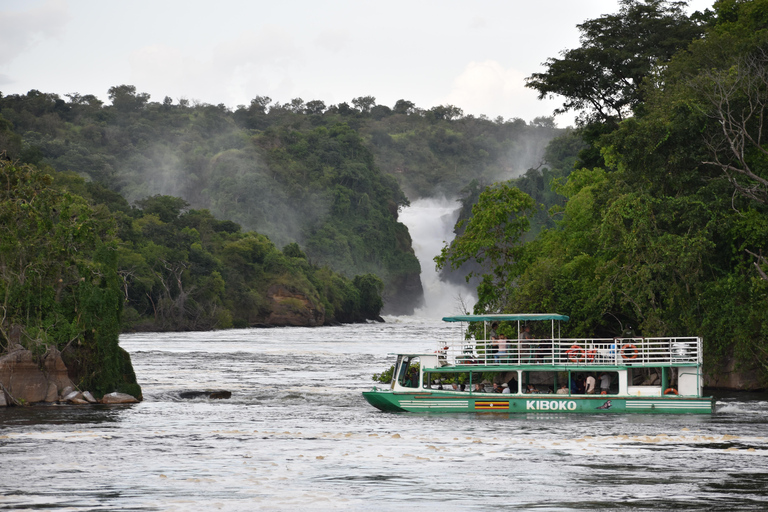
[83,391,97,403]
[63,391,82,402]
[179,390,231,399]
[100,392,139,404]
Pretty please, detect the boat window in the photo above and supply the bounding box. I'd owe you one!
[423,372,471,391]
[566,371,618,394]
[398,357,420,388]
[465,371,519,393]
[629,367,669,388]
[520,371,570,394]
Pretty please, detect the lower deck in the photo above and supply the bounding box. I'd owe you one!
[363,389,715,414]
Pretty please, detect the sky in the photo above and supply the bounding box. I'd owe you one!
[1,0,715,128]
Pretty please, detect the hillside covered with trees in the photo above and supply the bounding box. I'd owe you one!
[439,0,768,387]
[0,82,561,315]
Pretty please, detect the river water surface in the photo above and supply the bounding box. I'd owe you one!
[1,317,767,511]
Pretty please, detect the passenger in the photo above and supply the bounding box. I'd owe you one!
[520,325,533,360]
[571,375,585,394]
[525,383,539,394]
[496,334,508,363]
[489,321,499,340]
[473,383,485,393]
[493,383,503,393]
[585,374,596,394]
[501,383,511,394]
[599,372,611,394]
[556,383,569,395]
[489,322,499,361]
[507,378,518,394]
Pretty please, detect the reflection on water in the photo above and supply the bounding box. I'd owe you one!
[1,317,767,511]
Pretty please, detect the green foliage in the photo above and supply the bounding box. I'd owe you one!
[0,160,140,396]
[447,0,768,385]
[0,83,568,314]
[436,183,537,305]
[525,0,708,125]
[372,364,395,383]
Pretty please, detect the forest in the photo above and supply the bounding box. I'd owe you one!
[0,77,561,318]
[439,0,768,386]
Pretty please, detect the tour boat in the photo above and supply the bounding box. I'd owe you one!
[363,314,715,414]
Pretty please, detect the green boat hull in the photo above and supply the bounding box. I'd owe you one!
[362,390,715,414]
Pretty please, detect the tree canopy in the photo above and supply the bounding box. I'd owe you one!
[445,0,768,386]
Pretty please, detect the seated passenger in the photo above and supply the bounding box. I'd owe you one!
[556,383,569,395]
[507,378,518,394]
[525,383,539,393]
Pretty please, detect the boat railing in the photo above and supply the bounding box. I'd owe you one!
[438,336,701,367]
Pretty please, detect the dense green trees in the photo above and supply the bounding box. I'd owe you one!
[443,0,768,384]
[0,160,140,397]
[0,81,562,314]
[526,0,709,125]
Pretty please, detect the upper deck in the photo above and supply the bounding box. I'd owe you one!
[434,336,702,368]
[435,314,701,368]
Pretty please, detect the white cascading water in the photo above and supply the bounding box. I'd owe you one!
[398,197,476,319]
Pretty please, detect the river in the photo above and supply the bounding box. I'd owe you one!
[1,317,767,511]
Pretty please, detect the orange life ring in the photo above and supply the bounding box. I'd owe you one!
[566,345,585,363]
[586,349,597,362]
[620,344,639,359]
[664,388,678,395]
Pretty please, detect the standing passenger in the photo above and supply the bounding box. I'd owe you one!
[585,374,596,394]
[600,372,611,394]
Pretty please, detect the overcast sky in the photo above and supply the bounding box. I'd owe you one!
[1,0,714,128]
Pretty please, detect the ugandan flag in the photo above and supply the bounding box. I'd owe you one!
[474,401,509,410]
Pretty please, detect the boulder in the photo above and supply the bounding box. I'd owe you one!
[0,348,50,403]
[45,382,58,402]
[0,347,76,404]
[82,391,97,403]
[179,390,231,399]
[100,392,139,404]
[63,391,83,402]
[41,347,76,397]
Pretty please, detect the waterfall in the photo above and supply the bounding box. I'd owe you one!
[398,197,476,319]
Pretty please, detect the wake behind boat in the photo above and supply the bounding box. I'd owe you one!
[363,314,714,414]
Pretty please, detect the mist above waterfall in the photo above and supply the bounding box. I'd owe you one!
[398,197,476,319]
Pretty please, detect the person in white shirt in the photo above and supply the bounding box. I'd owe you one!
[600,372,611,394]
[585,374,596,394]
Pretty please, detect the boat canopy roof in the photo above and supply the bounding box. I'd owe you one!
[442,313,569,323]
